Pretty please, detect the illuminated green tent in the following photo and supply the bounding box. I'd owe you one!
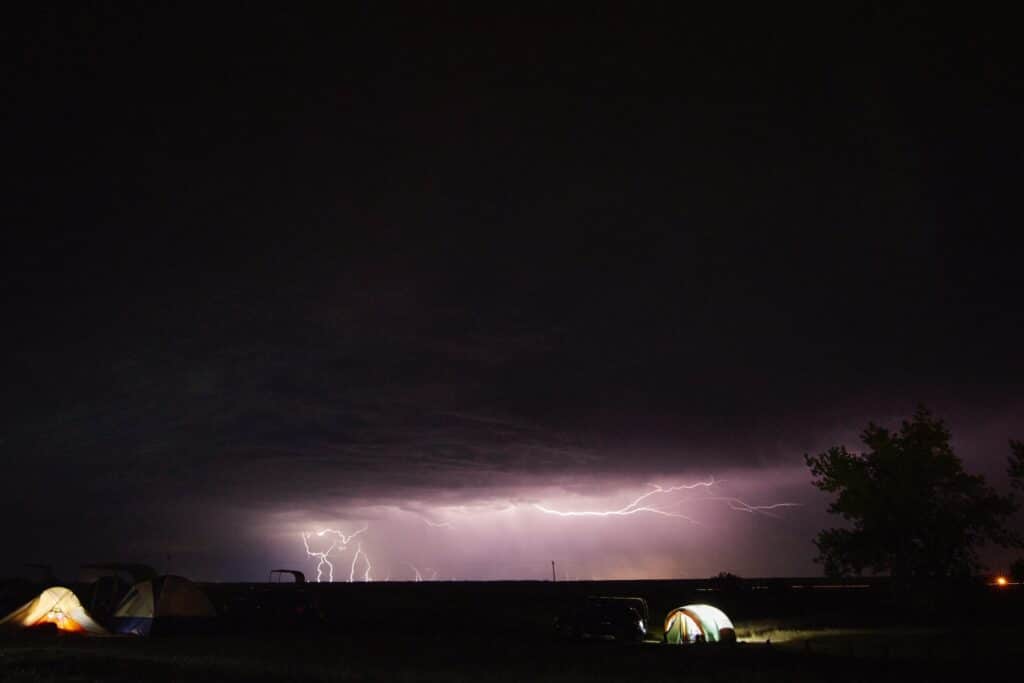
[663,604,735,644]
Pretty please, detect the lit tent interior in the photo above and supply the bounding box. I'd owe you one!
[664,604,736,644]
[0,586,108,634]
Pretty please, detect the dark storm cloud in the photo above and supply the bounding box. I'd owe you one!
[2,5,1022,578]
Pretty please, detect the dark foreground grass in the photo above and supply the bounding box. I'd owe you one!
[4,582,1022,681]
[3,628,1023,683]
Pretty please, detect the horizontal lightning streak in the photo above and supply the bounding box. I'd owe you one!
[715,498,802,516]
[533,478,716,521]
[533,478,800,522]
[317,525,368,544]
[423,519,454,528]
[532,503,699,522]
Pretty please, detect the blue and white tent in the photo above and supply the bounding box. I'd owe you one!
[112,575,216,636]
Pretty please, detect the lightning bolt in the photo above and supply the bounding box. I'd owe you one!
[405,510,454,528]
[301,524,369,583]
[301,532,337,583]
[533,478,717,521]
[712,498,802,517]
[316,525,368,545]
[534,478,800,521]
[405,562,424,582]
[349,542,372,582]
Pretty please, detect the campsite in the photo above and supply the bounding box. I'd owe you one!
[2,574,1022,682]
[7,4,1024,682]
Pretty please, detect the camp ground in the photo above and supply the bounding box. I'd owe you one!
[0,575,222,638]
[0,586,107,635]
[1,576,1022,682]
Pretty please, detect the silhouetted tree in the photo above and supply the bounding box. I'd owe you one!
[1011,558,1024,583]
[1009,440,1024,491]
[805,407,1023,579]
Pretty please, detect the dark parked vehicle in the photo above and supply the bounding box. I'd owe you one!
[554,596,648,642]
[217,570,322,632]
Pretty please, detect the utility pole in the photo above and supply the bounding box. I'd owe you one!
[551,560,556,582]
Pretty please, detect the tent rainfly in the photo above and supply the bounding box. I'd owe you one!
[0,586,108,634]
[112,575,217,636]
[663,604,736,644]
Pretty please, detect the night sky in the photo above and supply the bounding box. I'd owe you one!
[3,4,1021,581]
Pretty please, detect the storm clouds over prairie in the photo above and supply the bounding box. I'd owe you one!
[3,6,1021,581]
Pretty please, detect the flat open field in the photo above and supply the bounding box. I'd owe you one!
[2,579,1022,681]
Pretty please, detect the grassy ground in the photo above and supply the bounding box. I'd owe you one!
[3,581,1022,681]
[739,624,1024,663]
[3,625,1024,682]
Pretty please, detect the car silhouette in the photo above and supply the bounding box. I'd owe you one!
[553,596,648,642]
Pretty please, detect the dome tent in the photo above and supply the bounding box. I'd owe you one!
[0,586,108,634]
[112,575,216,636]
[664,604,736,644]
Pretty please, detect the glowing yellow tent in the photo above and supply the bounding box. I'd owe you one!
[664,604,735,644]
[0,586,108,634]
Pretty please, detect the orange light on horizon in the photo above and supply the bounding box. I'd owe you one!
[996,576,1008,587]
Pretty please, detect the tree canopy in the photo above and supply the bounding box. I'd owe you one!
[805,407,1023,579]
